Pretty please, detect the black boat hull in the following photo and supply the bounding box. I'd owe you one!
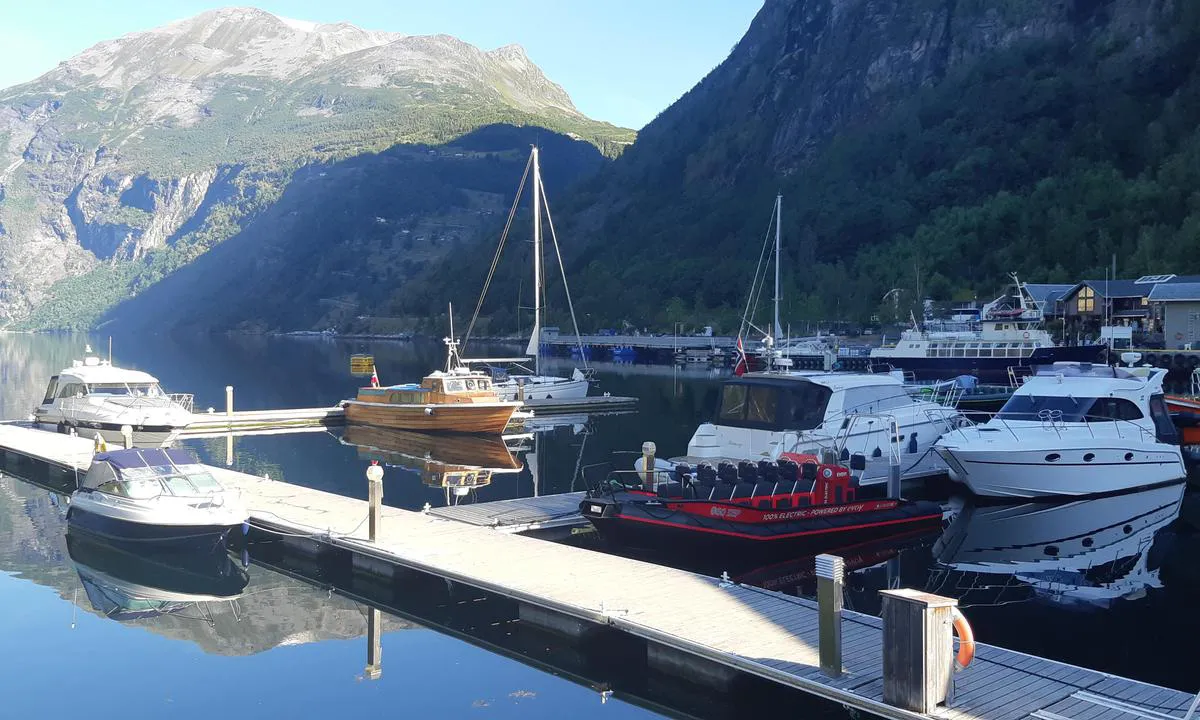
[874,345,1105,383]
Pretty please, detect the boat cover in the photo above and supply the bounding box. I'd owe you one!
[92,448,199,471]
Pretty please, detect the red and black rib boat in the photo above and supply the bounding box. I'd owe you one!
[580,456,944,561]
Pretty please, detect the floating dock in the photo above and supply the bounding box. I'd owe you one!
[522,395,637,414]
[177,406,345,435]
[0,423,1193,720]
[426,491,587,533]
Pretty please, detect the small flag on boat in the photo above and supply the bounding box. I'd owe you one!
[734,335,747,376]
[370,365,380,388]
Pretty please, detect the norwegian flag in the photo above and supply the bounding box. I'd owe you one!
[370,364,380,388]
[733,335,748,376]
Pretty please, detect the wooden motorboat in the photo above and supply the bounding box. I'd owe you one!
[343,338,522,434]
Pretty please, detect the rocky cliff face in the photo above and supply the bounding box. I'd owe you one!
[0,7,631,326]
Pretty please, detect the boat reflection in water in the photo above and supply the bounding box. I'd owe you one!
[339,424,523,505]
[67,530,249,622]
[930,482,1186,609]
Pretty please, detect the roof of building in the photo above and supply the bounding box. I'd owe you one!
[1023,283,1074,308]
[1063,275,1200,300]
[1147,282,1200,302]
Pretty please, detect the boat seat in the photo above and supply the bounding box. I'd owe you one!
[757,460,780,483]
[690,482,713,500]
[777,460,799,483]
[775,497,792,509]
[732,482,755,500]
[716,462,738,484]
[752,481,776,498]
[657,481,684,499]
[737,461,758,482]
[696,463,717,484]
[795,495,811,507]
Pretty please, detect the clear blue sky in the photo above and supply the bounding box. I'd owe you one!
[0,1,762,129]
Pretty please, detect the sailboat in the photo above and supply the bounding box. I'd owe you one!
[462,146,591,402]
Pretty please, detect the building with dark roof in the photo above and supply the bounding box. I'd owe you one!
[1147,282,1200,349]
[1022,283,1074,319]
[1059,274,1200,338]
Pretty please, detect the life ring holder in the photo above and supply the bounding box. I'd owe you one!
[952,607,975,670]
[1022,331,1030,339]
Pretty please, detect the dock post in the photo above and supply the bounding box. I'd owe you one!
[880,589,958,713]
[816,553,844,677]
[225,386,234,418]
[120,425,133,449]
[365,607,382,680]
[366,463,384,542]
[888,420,902,499]
[641,441,656,490]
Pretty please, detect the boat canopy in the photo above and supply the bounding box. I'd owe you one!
[81,448,222,496]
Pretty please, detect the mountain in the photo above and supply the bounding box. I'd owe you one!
[0,7,632,328]
[382,0,1200,334]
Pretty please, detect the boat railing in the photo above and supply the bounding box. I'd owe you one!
[964,410,1159,444]
[169,393,195,413]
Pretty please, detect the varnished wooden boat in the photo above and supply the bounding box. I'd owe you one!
[343,339,522,434]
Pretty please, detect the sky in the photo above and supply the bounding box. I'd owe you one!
[0,1,763,129]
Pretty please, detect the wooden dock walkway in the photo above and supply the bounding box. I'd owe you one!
[178,406,345,435]
[0,423,1193,720]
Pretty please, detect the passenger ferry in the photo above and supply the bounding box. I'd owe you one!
[870,276,1103,382]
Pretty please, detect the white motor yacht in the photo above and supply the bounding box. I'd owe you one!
[934,363,1185,498]
[68,448,248,548]
[652,370,964,486]
[34,351,194,446]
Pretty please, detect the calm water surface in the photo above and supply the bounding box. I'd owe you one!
[1,332,1197,717]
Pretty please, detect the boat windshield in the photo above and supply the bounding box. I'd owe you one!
[101,463,224,499]
[88,382,164,397]
[715,380,832,431]
[997,395,1144,422]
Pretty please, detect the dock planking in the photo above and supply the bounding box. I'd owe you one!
[0,421,1193,720]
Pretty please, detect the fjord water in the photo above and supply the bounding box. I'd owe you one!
[2,333,1198,716]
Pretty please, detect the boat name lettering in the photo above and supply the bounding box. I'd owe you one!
[709,506,743,519]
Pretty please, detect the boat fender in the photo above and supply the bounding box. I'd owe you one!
[425,407,434,415]
[951,607,975,670]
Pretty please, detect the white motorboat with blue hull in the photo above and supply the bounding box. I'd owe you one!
[935,363,1186,498]
[68,448,248,550]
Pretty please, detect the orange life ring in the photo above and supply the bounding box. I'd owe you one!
[952,607,975,670]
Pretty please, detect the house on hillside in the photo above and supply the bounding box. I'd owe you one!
[1022,283,1074,320]
[1147,282,1200,349]
[1059,274,1200,341]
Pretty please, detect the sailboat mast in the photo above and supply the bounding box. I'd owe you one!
[532,146,542,376]
[774,193,782,342]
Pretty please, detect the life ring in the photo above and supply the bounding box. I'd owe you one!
[952,607,975,670]
[1022,332,1030,339]
[1176,333,1185,341]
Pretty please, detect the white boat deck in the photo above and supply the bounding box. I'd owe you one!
[0,423,1192,720]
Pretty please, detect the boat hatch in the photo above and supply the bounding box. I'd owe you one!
[715,379,832,431]
[83,448,223,498]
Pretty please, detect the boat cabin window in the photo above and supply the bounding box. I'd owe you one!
[997,395,1142,422]
[42,376,59,404]
[58,382,86,399]
[443,379,465,393]
[716,381,832,431]
[88,382,162,397]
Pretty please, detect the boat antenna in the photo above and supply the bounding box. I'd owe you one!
[774,193,782,344]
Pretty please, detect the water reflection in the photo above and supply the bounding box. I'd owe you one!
[68,530,249,622]
[931,483,1186,609]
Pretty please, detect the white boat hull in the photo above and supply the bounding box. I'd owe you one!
[494,376,589,402]
[935,436,1186,498]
